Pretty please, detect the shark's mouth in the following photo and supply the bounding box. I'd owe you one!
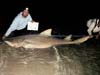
[4,41,19,48]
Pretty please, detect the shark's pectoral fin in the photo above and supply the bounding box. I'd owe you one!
[40,28,52,36]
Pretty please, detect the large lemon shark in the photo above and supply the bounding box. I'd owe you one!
[4,29,92,49]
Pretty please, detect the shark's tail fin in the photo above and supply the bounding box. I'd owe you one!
[71,35,93,44]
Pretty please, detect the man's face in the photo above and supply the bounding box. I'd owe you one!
[22,10,29,17]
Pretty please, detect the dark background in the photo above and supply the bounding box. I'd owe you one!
[0,0,100,37]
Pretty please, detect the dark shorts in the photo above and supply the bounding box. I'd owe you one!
[92,32,98,35]
[9,26,38,37]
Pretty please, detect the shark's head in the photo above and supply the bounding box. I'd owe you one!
[4,28,53,48]
[4,41,21,48]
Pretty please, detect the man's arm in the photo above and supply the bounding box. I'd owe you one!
[2,28,14,40]
[87,29,92,35]
[28,14,34,22]
[2,12,22,40]
[2,18,18,39]
[87,20,96,35]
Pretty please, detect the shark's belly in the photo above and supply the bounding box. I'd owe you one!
[22,43,52,49]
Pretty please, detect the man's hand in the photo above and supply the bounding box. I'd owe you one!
[89,35,94,38]
[32,20,35,22]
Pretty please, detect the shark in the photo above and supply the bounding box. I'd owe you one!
[4,29,92,49]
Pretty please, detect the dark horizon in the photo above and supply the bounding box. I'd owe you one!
[0,0,100,36]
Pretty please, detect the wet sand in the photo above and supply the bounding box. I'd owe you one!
[0,42,100,75]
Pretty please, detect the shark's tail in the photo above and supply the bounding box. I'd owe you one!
[69,35,93,44]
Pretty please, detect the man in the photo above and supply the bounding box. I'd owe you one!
[87,18,100,39]
[2,8,33,39]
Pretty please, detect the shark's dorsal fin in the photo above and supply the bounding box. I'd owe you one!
[64,34,72,41]
[40,29,52,36]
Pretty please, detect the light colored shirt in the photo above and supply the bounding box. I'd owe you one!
[4,12,32,37]
[87,19,100,35]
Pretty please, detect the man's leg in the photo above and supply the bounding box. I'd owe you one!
[95,32,100,39]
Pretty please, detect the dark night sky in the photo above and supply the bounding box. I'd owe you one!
[0,0,100,36]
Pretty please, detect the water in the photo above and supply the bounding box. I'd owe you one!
[0,41,100,75]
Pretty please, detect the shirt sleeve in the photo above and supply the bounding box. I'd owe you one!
[87,21,96,35]
[28,14,33,22]
[4,17,19,37]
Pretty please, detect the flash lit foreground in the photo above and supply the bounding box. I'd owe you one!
[0,43,100,75]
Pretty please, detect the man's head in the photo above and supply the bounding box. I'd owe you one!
[22,8,29,17]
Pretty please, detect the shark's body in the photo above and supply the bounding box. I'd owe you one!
[4,29,92,49]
